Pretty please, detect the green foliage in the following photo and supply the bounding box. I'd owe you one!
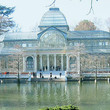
[0,5,15,35]
[0,5,15,16]
[40,105,79,110]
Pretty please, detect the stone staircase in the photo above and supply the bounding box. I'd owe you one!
[34,71,67,82]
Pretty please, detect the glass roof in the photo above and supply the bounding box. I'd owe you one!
[67,30,110,39]
[39,7,68,26]
[3,32,38,41]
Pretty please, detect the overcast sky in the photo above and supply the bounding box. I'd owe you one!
[0,0,110,32]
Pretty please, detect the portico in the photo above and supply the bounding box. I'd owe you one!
[23,51,80,75]
[24,53,67,72]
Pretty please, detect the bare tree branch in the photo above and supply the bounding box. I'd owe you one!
[87,0,94,15]
[47,0,98,15]
[47,0,56,7]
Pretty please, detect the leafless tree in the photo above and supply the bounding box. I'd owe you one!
[93,17,103,30]
[11,24,21,32]
[48,0,99,14]
[8,45,24,83]
[106,18,110,32]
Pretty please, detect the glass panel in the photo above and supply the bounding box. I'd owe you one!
[99,42,103,46]
[69,56,77,71]
[28,44,32,47]
[105,42,108,46]
[40,30,66,48]
[22,44,26,47]
[26,57,33,70]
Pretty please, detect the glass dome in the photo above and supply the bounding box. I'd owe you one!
[39,7,69,31]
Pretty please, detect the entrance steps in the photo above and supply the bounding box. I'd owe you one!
[32,78,66,82]
[37,71,66,78]
[32,71,67,82]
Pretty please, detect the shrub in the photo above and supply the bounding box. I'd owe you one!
[40,105,79,110]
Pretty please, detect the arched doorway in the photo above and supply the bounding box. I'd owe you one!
[26,56,34,71]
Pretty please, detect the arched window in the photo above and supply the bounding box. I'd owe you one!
[40,30,66,48]
[26,56,34,70]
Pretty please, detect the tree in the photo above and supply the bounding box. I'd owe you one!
[49,0,98,14]
[31,23,39,32]
[106,18,110,32]
[74,20,96,31]
[68,43,85,73]
[93,18,103,30]
[49,0,98,7]
[0,5,15,35]
[11,24,21,32]
[8,45,23,83]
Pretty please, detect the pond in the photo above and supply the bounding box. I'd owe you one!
[0,81,110,110]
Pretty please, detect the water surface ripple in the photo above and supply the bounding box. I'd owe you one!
[0,81,110,110]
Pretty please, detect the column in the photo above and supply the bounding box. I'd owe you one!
[77,52,80,74]
[40,55,42,70]
[23,56,26,72]
[34,55,37,72]
[54,54,56,71]
[66,55,69,71]
[0,57,2,71]
[6,56,8,72]
[47,54,49,71]
[61,54,63,71]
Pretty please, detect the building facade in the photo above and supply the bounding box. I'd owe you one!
[0,7,110,74]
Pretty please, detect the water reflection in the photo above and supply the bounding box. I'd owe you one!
[0,81,110,110]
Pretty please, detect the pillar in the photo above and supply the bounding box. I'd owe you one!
[0,57,2,71]
[40,55,42,70]
[47,54,49,71]
[34,55,37,72]
[61,54,63,71]
[77,52,80,74]
[6,56,8,72]
[54,54,56,71]
[66,55,69,71]
[23,56,26,72]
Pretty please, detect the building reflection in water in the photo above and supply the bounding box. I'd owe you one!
[1,82,110,110]
[20,82,81,108]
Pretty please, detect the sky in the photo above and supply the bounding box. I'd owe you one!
[0,0,110,32]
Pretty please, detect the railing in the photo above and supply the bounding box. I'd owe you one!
[66,72,110,78]
[0,73,31,79]
[83,73,110,78]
